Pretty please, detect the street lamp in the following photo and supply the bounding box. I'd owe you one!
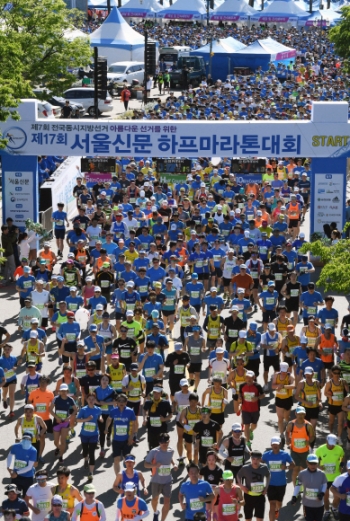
[206,0,213,77]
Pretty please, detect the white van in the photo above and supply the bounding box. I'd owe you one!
[107,61,144,84]
[63,88,113,117]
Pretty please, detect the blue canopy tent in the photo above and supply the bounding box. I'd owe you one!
[157,0,208,20]
[250,0,308,23]
[233,37,296,71]
[210,0,257,21]
[299,8,341,25]
[89,7,157,63]
[191,38,246,81]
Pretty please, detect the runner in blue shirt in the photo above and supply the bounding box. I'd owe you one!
[52,203,68,256]
[7,433,37,496]
[259,281,279,329]
[147,260,166,284]
[186,274,204,313]
[317,297,339,334]
[133,252,150,271]
[105,394,136,475]
[138,342,164,396]
[76,392,102,481]
[202,288,224,316]
[293,337,309,379]
[16,270,36,307]
[296,256,315,290]
[84,325,104,370]
[300,284,324,325]
[179,463,214,520]
[300,351,325,384]
[330,463,350,520]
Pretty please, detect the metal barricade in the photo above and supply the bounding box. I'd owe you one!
[39,207,53,243]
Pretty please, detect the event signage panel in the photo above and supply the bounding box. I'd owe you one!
[312,173,345,234]
[2,100,350,158]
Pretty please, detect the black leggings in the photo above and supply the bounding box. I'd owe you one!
[82,441,97,465]
[98,414,112,450]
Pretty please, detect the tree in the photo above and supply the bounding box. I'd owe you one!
[0,0,92,145]
[300,238,350,294]
[329,6,350,67]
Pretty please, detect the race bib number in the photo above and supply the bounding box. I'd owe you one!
[290,289,299,297]
[158,465,171,476]
[150,417,161,427]
[294,438,306,449]
[270,461,282,472]
[66,333,76,342]
[333,392,343,402]
[37,501,50,511]
[115,425,128,436]
[190,346,200,356]
[190,498,203,511]
[305,488,318,500]
[84,422,96,432]
[191,291,200,299]
[14,460,27,469]
[5,369,16,380]
[145,368,155,378]
[323,463,336,474]
[36,403,46,412]
[201,436,213,446]
[211,399,222,409]
[222,504,236,515]
[228,330,238,338]
[275,273,282,281]
[120,349,131,358]
[56,410,67,419]
[175,365,185,374]
[307,307,316,315]
[251,482,264,494]
[266,298,275,305]
[244,392,255,402]
[232,456,243,466]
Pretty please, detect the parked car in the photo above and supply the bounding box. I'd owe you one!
[62,88,113,117]
[25,98,57,119]
[107,61,144,85]
[47,96,85,118]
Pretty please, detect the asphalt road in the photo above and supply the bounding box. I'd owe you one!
[0,211,349,521]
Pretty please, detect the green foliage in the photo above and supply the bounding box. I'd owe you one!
[300,239,350,293]
[0,0,92,145]
[329,6,350,68]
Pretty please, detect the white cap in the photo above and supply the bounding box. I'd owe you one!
[229,211,235,216]
[180,378,189,386]
[235,209,241,214]
[70,286,77,292]
[124,482,136,492]
[94,286,101,292]
[86,276,93,282]
[126,281,135,288]
[200,182,205,187]
[210,287,218,292]
[244,231,250,237]
[239,330,247,338]
[246,370,255,378]
[280,362,289,372]
[299,232,305,238]
[24,404,34,410]
[232,423,242,432]
[140,190,145,197]
[347,460,350,470]
[152,206,158,212]
[126,310,134,317]
[217,205,222,210]
[327,434,338,446]
[44,242,50,247]
[271,436,281,445]
[304,366,314,375]
[30,330,38,338]
[100,191,106,195]
[216,347,225,353]
[300,336,308,343]
[59,384,69,391]
[96,304,104,311]
[231,306,239,312]
[268,323,276,331]
[237,288,245,294]
[257,210,262,216]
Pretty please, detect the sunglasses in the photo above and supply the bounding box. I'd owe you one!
[52,504,62,507]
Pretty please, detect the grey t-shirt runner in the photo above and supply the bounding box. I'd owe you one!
[187,336,203,364]
[144,446,175,484]
[237,463,271,495]
[297,468,327,507]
